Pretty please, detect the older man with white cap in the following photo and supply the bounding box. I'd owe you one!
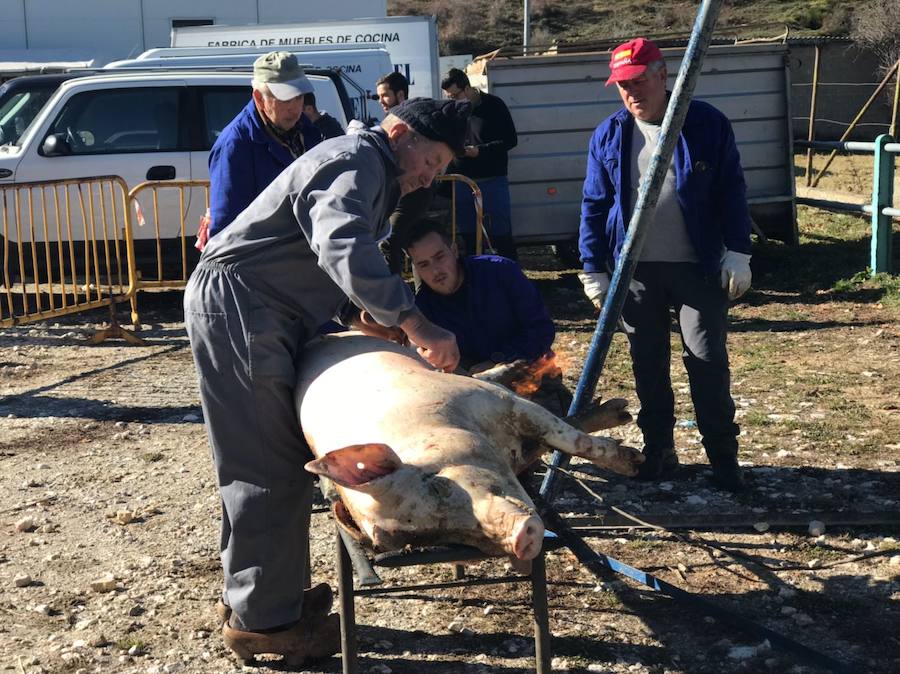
[206,51,321,240]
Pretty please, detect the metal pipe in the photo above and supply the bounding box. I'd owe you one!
[804,44,820,187]
[523,0,530,56]
[541,0,725,499]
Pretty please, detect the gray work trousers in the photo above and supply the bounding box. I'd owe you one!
[620,261,739,462]
[184,262,314,631]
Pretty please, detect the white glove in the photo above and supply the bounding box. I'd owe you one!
[578,271,610,309]
[720,250,752,300]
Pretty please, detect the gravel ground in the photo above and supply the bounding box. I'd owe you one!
[1,266,898,674]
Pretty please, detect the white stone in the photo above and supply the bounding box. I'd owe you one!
[34,604,51,615]
[793,613,814,626]
[182,414,200,422]
[778,587,797,599]
[90,573,118,593]
[112,510,135,525]
[808,520,826,536]
[728,645,758,660]
[14,574,33,587]
[807,559,821,569]
[15,517,37,532]
[775,449,791,458]
[686,495,707,506]
[753,522,770,533]
[888,555,900,567]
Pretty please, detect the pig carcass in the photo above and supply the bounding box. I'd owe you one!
[295,333,642,562]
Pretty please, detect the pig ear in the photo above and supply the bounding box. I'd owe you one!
[304,443,403,488]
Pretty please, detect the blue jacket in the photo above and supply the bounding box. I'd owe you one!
[415,255,555,367]
[579,99,752,276]
[208,99,321,237]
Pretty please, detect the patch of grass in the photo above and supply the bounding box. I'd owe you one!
[115,637,146,652]
[626,538,662,552]
[742,410,772,427]
[781,419,831,441]
[834,270,900,308]
[792,541,845,562]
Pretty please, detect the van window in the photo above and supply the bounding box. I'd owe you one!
[45,88,183,155]
[199,88,250,149]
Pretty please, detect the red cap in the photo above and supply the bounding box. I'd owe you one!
[605,37,664,86]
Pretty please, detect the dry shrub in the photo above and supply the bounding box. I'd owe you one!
[852,0,900,74]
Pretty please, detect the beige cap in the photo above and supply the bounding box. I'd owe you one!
[253,51,313,101]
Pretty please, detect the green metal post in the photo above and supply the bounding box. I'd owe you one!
[871,134,894,275]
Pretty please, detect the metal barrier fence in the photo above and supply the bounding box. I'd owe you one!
[1,173,482,340]
[795,134,896,275]
[1,176,139,338]
[127,180,209,289]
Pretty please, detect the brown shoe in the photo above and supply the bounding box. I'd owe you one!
[222,611,341,667]
[214,582,331,629]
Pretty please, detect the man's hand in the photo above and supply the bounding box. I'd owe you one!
[464,145,479,158]
[719,250,752,300]
[578,271,610,311]
[352,310,409,346]
[399,310,460,372]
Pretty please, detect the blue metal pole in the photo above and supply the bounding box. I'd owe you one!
[871,134,895,275]
[541,0,725,499]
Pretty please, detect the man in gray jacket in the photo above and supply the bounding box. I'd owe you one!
[184,98,469,667]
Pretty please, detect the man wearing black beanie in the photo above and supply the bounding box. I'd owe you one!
[183,98,469,666]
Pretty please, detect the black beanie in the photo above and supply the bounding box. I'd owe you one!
[390,97,471,157]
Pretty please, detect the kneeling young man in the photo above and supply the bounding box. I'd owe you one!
[404,219,570,413]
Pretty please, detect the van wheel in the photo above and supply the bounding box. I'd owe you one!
[552,241,581,269]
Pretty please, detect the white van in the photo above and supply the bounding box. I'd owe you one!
[0,69,350,257]
[105,44,394,123]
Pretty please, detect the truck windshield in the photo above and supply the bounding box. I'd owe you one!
[0,87,57,147]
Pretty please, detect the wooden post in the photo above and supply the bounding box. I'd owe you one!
[890,60,900,138]
[805,45,821,187]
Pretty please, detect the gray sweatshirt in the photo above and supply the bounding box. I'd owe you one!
[201,125,415,328]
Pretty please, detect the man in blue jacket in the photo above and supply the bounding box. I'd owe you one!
[206,51,321,240]
[578,38,753,491]
[404,218,557,375]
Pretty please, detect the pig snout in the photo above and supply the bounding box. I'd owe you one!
[509,513,545,560]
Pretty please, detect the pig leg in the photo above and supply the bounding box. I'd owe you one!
[566,398,632,433]
[504,395,644,477]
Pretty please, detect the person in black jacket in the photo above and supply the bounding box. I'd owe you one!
[302,91,344,140]
[441,68,518,260]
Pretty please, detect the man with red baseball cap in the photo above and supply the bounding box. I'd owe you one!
[578,37,754,492]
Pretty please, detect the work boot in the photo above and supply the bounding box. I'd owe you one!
[216,582,333,642]
[710,454,745,492]
[634,447,680,481]
[222,611,341,667]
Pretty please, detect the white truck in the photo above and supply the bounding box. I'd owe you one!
[466,43,797,253]
[170,15,441,100]
[0,68,351,278]
[105,43,393,123]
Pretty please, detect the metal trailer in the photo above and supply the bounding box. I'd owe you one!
[468,43,797,249]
